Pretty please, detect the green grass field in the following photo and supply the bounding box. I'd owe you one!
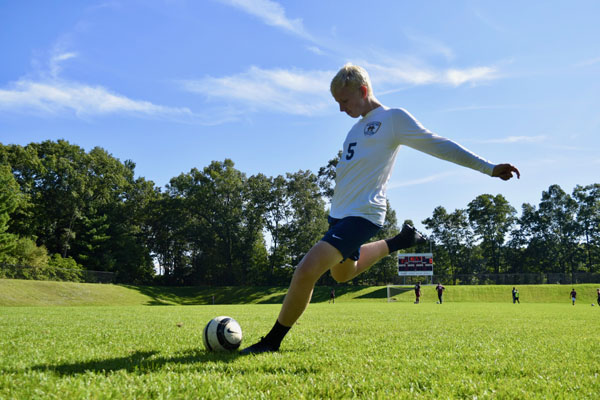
[1,280,600,398]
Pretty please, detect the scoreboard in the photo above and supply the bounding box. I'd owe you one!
[398,253,433,276]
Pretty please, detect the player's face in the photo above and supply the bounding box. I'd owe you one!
[333,85,367,118]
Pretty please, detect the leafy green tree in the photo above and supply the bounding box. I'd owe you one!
[165,160,269,285]
[0,164,20,262]
[423,206,473,279]
[317,151,341,199]
[506,203,543,274]
[283,170,328,282]
[262,175,293,283]
[467,194,516,274]
[573,184,600,272]
[2,141,156,282]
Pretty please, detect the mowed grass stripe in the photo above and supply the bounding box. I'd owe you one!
[2,279,600,306]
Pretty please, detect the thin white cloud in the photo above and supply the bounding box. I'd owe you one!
[358,57,499,89]
[444,67,497,86]
[306,45,325,56]
[388,171,457,189]
[49,52,77,78]
[440,104,528,112]
[574,56,600,67]
[0,79,194,120]
[478,136,547,144]
[217,0,311,39]
[180,66,333,115]
[404,31,455,61]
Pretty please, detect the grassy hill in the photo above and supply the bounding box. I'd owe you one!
[1,278,599,306]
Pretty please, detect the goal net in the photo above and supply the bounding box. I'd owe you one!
[386,285,417,302]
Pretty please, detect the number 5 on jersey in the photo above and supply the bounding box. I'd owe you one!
[346,142,357,160]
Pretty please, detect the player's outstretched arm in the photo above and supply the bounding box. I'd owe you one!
[492,163,520,181]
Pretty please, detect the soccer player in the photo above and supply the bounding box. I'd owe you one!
[570,288,577,305]
[414,281,422,304]
[240,63,520,355]
[436,283,445,304]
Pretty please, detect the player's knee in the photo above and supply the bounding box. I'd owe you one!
[293,262,321,284]
[330,267,351,283]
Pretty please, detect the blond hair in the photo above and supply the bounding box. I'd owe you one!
[330,63,373,96]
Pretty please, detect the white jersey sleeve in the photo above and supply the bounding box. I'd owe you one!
[390,108,495,176]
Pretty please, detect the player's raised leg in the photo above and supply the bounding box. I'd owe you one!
[330,223,427,283]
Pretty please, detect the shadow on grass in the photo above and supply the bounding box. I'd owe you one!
[123,284,390,305]
[353,287,412,299]
[27,348,240,376]
[124,285,290,306]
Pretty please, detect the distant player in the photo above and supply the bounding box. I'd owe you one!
[240,63,520,355]
[597,288,600,306]
[329,288,335,304]
[414,281,422,304]
[570,288,577,305]
[436,283,445,304]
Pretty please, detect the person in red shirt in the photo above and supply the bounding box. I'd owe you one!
[414,282,422,304]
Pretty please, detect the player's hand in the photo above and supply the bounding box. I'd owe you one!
[492,163,520,181]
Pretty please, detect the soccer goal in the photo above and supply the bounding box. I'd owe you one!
[386,285,416,302]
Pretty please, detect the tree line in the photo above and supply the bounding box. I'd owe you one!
[1,140,598,285]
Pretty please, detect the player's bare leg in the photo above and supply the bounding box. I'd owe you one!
[277,241,343,326]
[330,240,389,283]
[240,241,342,355]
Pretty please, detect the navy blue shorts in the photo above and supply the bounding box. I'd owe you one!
[321,216,382,261]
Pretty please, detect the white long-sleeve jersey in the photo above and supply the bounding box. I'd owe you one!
[330,106,495,226]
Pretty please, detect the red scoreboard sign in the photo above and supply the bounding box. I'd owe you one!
[398,253,434,276]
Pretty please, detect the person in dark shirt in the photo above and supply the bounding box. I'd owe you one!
[436,283,445,304]
[329,288,335,304]
[570,288,577,305]
[414,282,421,304]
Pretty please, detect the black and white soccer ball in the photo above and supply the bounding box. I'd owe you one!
[203,316,243,351]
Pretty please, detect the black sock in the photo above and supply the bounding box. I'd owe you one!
[263,320,291,349]
[385,232,412,253]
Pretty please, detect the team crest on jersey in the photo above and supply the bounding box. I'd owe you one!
[364,121,381,136]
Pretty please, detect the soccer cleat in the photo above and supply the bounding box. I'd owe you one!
[239,338,279,355]
[399,223,428,247]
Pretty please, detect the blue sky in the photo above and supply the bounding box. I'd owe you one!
[1,0,599,232]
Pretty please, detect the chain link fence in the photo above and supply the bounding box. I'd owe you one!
[0,264,115,284]
[387,272,600,286]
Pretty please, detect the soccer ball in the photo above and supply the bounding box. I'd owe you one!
[203,316,243,351]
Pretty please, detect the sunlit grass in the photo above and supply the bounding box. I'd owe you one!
[1,302,599,398]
